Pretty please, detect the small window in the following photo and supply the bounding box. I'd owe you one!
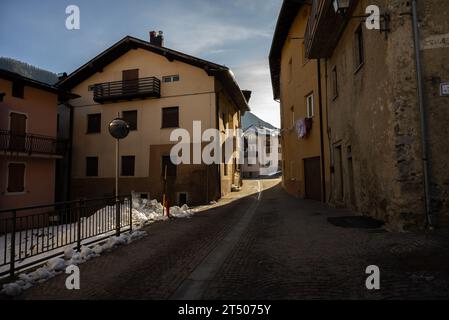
[87,113,101,133]
[163,75,180,83]
[161,155,177,177]
[354,24,365,71]
[331,66,338,99]
[306,93,314,118]
[140,193,149,199]
[291,105,295,127]
[121,156,135,176]
[86,157,98,177]
[162,107,179,128]
[12,81,24,99]
[224,164,228,176]
[122,110,137,131]
[7,163,25,193]
[288,57,293,83]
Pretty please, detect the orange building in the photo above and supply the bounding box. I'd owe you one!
[0,68,74,210]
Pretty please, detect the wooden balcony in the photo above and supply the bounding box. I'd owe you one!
[305,0,357,59]
[92,76,161,103]
[0,130,68,157]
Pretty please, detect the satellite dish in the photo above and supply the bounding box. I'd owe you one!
[109,118,130,139]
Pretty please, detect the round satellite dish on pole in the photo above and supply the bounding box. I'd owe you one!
[109,118,130,139]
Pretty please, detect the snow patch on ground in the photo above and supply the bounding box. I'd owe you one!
[1,230,146,297]
[1,195,195,297]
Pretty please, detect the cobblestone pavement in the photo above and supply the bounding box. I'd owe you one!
[16,179,449,299]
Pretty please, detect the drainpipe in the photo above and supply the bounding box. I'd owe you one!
[317,59,326,202]
[411,0,433,228]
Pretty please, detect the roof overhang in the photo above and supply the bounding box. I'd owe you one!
[58,36,249,112]
[269,0,305,101]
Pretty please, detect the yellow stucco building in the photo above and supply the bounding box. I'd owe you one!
[58,33,249,205]
[270,1,330,201]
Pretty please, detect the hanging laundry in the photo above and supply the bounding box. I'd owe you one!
[295,118,306,139]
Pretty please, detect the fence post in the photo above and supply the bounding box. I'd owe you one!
[76,200,82,252]
[9,210,17,278]
[116,198,121,237]
[129,195,132,233]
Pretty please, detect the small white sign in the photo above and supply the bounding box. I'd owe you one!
[441,82,449,97]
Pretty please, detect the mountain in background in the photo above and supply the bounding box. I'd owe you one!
[0,57,59,85]
[241,112,277,130]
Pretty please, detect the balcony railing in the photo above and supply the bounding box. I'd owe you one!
[92,76,161,103]
[0,130,68,156]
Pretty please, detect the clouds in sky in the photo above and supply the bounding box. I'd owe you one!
[0,0,282,127]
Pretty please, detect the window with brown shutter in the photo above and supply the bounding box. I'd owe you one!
[161,107,179,128]
[161,155,177,177]
[87,113,101,133]
[12,81,24,99]
[86,157,99,176]
[122,110,137,131]
[7,163,25,193]
[121,156,135,176]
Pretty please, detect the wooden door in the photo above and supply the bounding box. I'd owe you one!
[304,157,322,201]
[122,69,139,95]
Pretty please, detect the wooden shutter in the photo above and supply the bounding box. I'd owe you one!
[162,107,179,128]
[122,69,139,95]
[7,163,25,193]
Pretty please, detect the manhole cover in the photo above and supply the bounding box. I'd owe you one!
[327,216,385,229]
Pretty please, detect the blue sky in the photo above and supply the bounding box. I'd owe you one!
[0,0,282,127]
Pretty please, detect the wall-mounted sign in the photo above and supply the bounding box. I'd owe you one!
[440,82,449,97]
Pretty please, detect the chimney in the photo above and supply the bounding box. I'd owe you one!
[149,30,164,47]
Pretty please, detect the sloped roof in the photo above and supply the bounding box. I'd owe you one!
[269,0,304,100]
[58,36,249,111]
[0,68,78,100]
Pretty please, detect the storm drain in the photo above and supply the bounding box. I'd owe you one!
[327,216,385,229]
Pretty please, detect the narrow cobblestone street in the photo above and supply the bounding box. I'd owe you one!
[18,179,449,300]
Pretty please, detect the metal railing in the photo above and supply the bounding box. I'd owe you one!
[93,76,161,103]
[0,195,132,278]
[0,130,68,156]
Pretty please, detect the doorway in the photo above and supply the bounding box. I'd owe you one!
[304,157,322,201]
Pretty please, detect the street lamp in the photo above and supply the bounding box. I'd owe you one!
[109,117,130,236]
[109,117,130,198]
[333,0,350,14]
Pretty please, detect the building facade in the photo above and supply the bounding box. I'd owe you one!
[305,0,449,229]
[270,1,330,202]
[58,34,249,206]
[242,125,282,178]
[0,69,70,210]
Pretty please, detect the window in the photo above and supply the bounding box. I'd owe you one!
[223,164,228,176]
[288,58,293,82]
[0,92,5,102]
[163,75,180,83]
[291,105,295,127]
[354,24,365,71]
[161,155,177,177]
[306,93,314,118]
[331,66,338,99]
[162,107,179,128]
[87,113,101,133]
[121,156,135,176]
[7,163,25,193]
[12,81,24,99]
[86,157,98,177]
[122,110,137,131]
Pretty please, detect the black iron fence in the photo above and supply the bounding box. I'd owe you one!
[0,129,68,156]
[93,76,161,103]
[0,195,132,278]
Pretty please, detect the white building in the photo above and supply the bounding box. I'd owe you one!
[242,125,282,178]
